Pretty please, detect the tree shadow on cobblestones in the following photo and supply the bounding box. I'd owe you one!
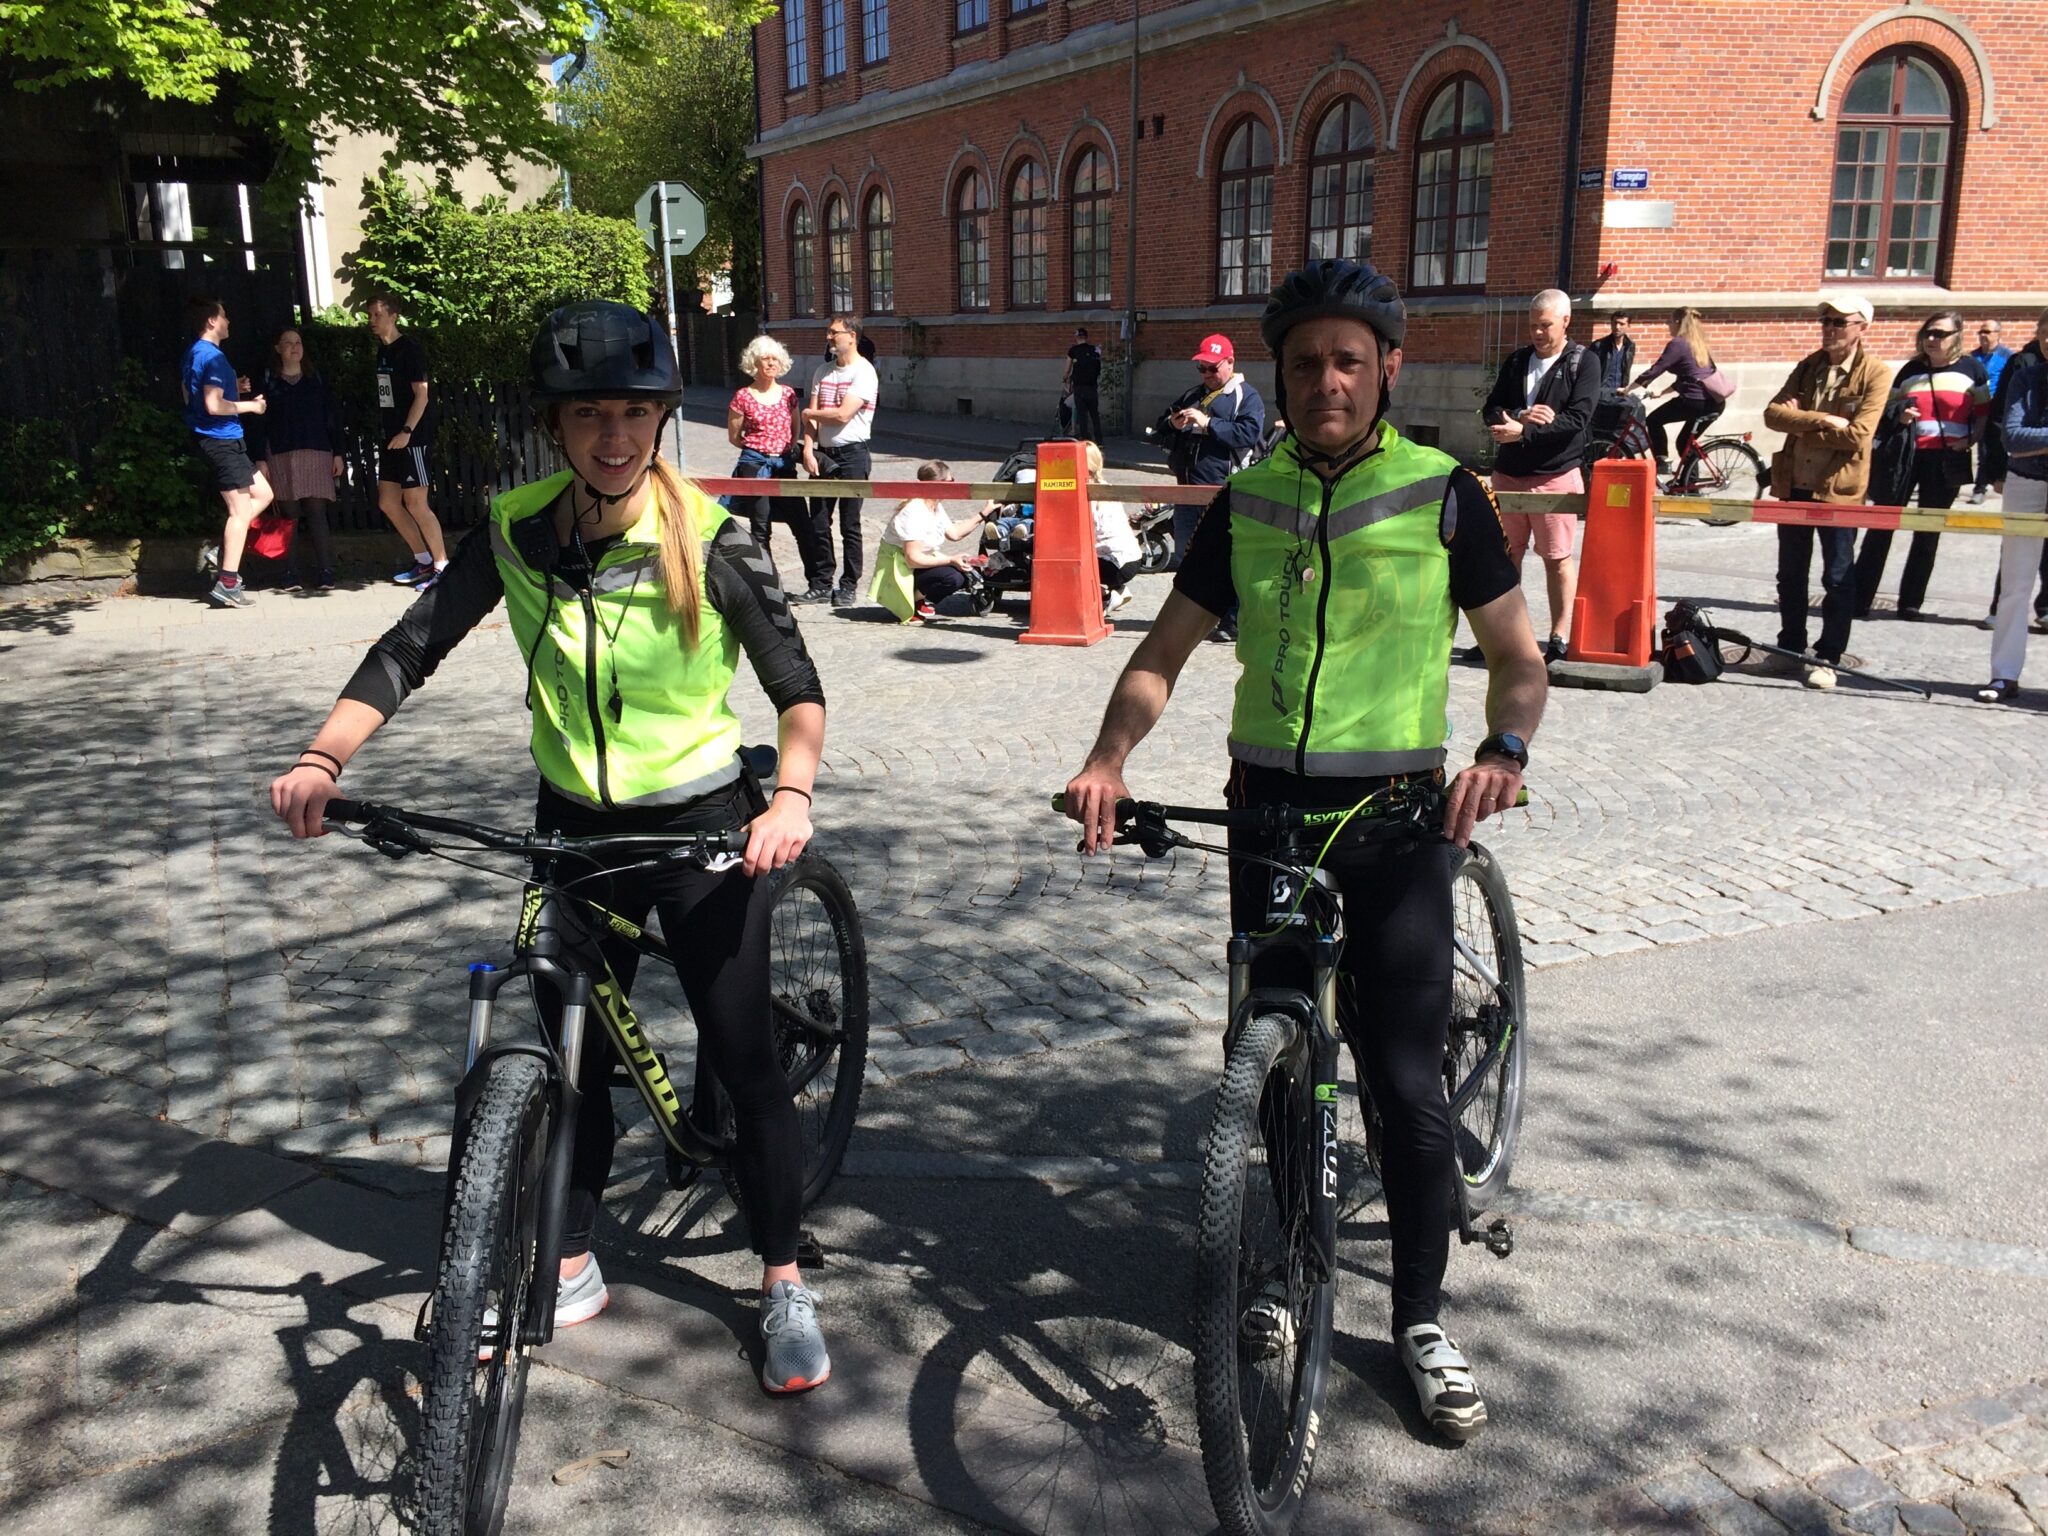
[0,594,109,638]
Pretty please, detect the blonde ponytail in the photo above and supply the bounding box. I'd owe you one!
[649,456,704,649]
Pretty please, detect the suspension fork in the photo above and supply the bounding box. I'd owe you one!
[1308,934,1342,1283]
[525,970,591,1347]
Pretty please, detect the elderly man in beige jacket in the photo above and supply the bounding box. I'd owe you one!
[1762,291,1893,690]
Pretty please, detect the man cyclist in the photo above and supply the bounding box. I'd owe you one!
[1063,259,1548,1441]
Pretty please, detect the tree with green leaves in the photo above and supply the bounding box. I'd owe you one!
[0,0,774,191]
[558,18,763,313]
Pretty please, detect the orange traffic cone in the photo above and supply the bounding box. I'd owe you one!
[1019,439,1111,647]
[1552,456,1659,691]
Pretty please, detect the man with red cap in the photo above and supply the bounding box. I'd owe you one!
[1155,334,1266,637]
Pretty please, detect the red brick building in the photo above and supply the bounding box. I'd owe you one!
[749,0,2047,456]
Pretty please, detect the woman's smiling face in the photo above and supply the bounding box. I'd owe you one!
[555,399,662,496]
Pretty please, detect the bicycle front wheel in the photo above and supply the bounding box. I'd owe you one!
[1446,844,1528,1212]
[418,1054,549,1536]
[721,850,869,1214]
[1193,1011,1334,1536]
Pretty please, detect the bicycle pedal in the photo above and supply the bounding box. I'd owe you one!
[1485,1218,1515,1259]
[796,1231,827,1269]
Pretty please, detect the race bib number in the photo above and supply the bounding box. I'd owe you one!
[377,374,396,410]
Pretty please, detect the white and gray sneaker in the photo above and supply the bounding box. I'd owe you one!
[1398,1321,1488,1442]
[760,1280,831,1394]
[477,1255,608,1359]
[208,578,254,609]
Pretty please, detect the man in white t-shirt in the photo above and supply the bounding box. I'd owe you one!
[800,317,881,607]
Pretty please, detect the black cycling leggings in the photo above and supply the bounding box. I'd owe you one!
[533,781,802,1269]
[1227,764,1456,1333]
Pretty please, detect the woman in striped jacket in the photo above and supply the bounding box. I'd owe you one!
[1852,310,1990,620]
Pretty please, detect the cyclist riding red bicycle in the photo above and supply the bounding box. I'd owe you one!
[271,301,836,1394]
[1063,258,1549,1440]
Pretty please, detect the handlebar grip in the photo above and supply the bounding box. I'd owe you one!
[720,828,751,854]
[324,798,370,825]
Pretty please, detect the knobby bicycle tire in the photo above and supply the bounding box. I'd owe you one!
[1193,1011,1334,1536]
[1448,845,1528,1213]
[719,851,869,1215]
[418,1054,549,1536]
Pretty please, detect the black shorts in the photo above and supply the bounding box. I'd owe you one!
[378,444,432,489]
[193,435,256,493]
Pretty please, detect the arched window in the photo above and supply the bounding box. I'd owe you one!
[1306,96,1375,262]
[788,202,815,318]
[863,188,894,314]
[956,171,991,311]
[1215,117,1275,299]
[1410,75,1492,292]
[1070,148,1112,305]
[823,194,853,315]
[1008,160,1049,309]
[1828,50,1956,280]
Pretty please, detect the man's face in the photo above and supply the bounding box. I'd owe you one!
[1283,317,1398,455]
[368,302,396,340]
[1977,323,2001,352]
[1196,353,1233,387]
[210,309,230,341]
[1529,306,1567,357]
[1610,316,1630,338]
[1819,312,1865,360]
[827,323,855,363]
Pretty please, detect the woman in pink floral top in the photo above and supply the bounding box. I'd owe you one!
[725,335,806,555]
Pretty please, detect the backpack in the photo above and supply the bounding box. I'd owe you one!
[1659,598,1723,684]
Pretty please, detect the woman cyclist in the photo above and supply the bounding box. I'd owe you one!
[1628,306,1720,476]
[269,301,835,1395]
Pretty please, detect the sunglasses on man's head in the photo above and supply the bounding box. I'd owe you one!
[1196,360,1222,373]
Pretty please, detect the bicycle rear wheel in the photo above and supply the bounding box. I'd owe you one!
[720,850,869,1213]
[1446,845,1527,1212]
[1678,438,1765,522]
[1193,1011,1334,1536]
[418,1054,549,1536]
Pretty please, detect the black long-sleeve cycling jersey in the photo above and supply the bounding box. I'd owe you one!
[340,504,825,723]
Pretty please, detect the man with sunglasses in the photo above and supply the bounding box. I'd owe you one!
[1158,337,1266,533]
[1760,293,1892,690]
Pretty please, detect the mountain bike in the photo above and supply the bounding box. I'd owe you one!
[320,771,867,1536]
[1056,780,1525,1536]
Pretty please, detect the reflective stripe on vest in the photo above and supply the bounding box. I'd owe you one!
[1226,426,1458,776]
[491,471,744,809]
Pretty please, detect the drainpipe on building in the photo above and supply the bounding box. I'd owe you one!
[1123,0,1141,435]
[1556,0,1591,295]
[751,27,768,332]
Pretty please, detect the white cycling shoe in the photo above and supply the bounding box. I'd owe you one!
[1397,1321,1488,1442]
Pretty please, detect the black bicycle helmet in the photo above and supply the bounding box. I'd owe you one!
[529,300,682,404]
[1259,258,1407,356]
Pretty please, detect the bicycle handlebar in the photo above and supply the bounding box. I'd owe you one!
[323,799,751,860]
[1048,782,1529,851]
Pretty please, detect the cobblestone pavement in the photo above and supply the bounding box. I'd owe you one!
[1,409,2046,1529]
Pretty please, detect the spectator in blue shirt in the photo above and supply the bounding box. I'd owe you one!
[1970,318,2015,503]
[181,296,273,608]
[1979,311,2048,703]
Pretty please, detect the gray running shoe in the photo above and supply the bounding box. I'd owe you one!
[760,1280,830,1393]
[208,579,254,609]
[479,1255,607,1359]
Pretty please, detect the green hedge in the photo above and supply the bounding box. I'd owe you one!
[0,362,210,564]
[342,173,654,386]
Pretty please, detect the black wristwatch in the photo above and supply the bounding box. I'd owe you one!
[1475,732,1529,770]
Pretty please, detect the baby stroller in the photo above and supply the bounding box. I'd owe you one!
[978,442,1041,611]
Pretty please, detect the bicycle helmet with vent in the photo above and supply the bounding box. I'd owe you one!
[1259,259,1407,356]
[529,301,682,404]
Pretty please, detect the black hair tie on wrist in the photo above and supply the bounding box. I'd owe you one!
[295,759,339,782]
[299,747,343,771]
[773,785,812,803]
